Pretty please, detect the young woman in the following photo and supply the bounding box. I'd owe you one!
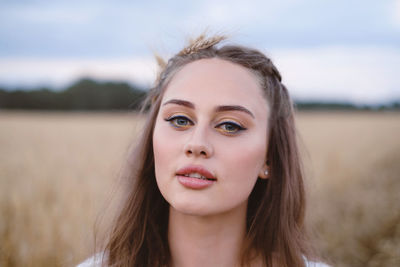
[78,34,329,267]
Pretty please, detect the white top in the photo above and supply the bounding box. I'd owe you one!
[77,254,103,267]
[306,261,331,267]
[77,255,330,267]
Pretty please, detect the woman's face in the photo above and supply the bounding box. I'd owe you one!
[153,58,269,216]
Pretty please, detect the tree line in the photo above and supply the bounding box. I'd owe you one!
[0,78,146,110]
[0,78,399,111]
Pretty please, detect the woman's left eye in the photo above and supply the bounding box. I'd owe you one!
[216,121,246,134]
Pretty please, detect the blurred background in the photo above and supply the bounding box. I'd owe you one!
[0,0,399,266]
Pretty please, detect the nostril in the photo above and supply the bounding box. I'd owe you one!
[184,143,212,158]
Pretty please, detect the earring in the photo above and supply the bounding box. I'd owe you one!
[264,169,269,175]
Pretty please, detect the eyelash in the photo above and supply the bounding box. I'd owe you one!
[164,115,194,129]
[164,115,247,134]
[216,121,247,134]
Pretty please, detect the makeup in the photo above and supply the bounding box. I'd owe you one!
[152,58,269,216]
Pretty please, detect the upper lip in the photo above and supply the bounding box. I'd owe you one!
[176,165,217,180]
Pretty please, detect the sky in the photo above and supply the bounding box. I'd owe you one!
[0,0,399,104]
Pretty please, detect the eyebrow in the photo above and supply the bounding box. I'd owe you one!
[215,105,255,118]
[163,98,255,118]
[163,99,194,109]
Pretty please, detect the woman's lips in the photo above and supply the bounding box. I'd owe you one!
[176,165,216,189]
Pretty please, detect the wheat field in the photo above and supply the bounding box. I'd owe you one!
[0,111,399,267]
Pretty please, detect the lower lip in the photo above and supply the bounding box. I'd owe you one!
[177,175,215,189]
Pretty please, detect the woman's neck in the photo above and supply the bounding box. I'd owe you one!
[168,202,248,267]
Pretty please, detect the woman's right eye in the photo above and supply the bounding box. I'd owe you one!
[164,115,193,129]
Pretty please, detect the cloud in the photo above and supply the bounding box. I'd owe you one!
[1,44,399,104]
[0,1,102,25]
[394,0,400,27]
[271,45,400,104]
[2,0,398,58]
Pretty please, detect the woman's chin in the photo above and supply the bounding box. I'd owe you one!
[168,198,247,218]
[169,201,216,217]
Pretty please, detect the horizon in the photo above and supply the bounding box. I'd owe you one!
[1,76,399,107]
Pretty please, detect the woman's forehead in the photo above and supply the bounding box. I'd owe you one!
[168,58,260,89]
[161,58,268,114]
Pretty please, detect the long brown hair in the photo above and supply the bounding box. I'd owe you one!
[103,34,312,267]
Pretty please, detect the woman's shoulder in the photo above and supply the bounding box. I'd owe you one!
[76,253,105,267]
[304,259,331,267]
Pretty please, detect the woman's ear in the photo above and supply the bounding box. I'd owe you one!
[258,162,270,179]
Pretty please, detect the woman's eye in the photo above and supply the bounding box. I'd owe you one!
[216,121,246,134]
[164,116,193,129]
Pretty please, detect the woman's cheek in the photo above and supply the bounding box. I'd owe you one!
[153,122,172,172]
[153,120,184,177]
[224,141,266,190]
[228,135,266,166]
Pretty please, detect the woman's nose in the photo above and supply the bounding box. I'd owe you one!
[183,126,213,158]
